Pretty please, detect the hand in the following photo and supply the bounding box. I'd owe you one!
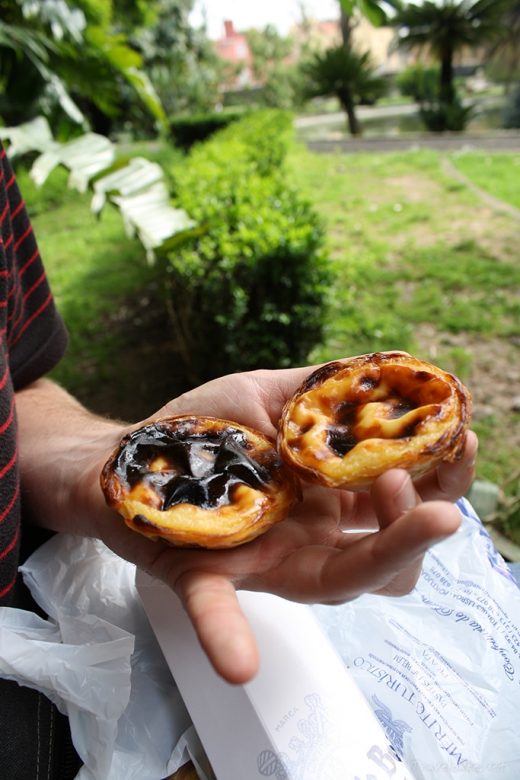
[91,366,477,684]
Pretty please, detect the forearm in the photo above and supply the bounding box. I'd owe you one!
[15,378,125,538]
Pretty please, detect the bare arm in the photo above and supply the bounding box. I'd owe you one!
[16,378,123,539]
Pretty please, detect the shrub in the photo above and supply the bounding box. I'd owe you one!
[420,96,474,132]
[163,110,331,385]
[168,109,248,150]
[503,86,520,129]
[396,64,440,104]
[212,108,294,175]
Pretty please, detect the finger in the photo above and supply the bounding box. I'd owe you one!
[261,498,460,604]
[253,352,410,429]
[414,430,478,502]
[154,366,316,438]
[370,469,421,530]
[175,570,259,684]
[337,488,377,530]
[361,469,424,592]
[342,499,461,597]
[373,499,462,595]
[336,478,419,532]
[336,469,421,535]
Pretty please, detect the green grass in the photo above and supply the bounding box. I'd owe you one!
[448,152,520,209]
[16,164,162,413]
[288,146,519,350]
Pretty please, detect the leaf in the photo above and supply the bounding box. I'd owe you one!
[357,0,388,26]
[0,116,56,157]
[125,68,168,129]
[92,157,195,261]
[339,0,356,14]
[91,157,165,213]
[339,0,402,25]
[31,132,115,189]
[18,0,87,43]
[44,73,87,125]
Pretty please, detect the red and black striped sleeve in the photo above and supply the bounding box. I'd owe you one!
[0,142,68,604]
[0,145,68,389]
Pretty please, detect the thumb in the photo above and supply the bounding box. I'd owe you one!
[175,570,260,684]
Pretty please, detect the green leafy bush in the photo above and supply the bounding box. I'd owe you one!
[503,87,520,129]
[396,64,440,104]
[212,109,294,175]
[168,109,248,150]
[164,110,331,385]
[420,96,474,132]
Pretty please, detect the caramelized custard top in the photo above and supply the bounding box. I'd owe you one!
[113,420,275,510]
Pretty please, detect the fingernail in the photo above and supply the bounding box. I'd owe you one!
[395,474,419,515]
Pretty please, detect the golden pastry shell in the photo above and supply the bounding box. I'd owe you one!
[277,352,472,491]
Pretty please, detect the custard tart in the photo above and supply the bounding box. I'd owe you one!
[278,352,472,491]
[101,415,298,548]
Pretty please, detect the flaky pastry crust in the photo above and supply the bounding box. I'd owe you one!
[101,415,298,548]
[277,352,472,491]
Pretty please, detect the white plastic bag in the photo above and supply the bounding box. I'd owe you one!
[2,534,193,780]
[313,498,520,780]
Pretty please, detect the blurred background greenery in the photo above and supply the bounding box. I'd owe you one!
[1,0,519,545]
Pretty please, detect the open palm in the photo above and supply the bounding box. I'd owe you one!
[95,365,477,683]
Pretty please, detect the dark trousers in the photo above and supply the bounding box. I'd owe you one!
[0,530,82,779]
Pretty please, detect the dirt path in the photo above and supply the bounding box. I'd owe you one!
[303,132,520,155]
[441,157,520,222]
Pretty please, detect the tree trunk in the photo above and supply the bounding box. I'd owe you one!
[440,49,455,103]
[339,90,361,135]
[339,6,359,136]
[340,8,353,47]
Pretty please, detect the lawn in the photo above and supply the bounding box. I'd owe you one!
[448,151,520,209]
[15,143,520,531]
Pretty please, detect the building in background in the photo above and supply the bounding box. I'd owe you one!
[212,15,485,94]
[214,20,256,88]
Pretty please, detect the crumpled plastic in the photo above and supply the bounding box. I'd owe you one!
[313,498,520,780]
[0,534,193,780]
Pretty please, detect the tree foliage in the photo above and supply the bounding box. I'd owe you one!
[127,0,223,121]
[0,0,224,137]
[339,0,402,27]
[396,64,440,104]
[0,0,165,132]
[392,0,508,131]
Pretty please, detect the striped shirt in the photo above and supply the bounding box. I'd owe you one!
[0,142,68,604]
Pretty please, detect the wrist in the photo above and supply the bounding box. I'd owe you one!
[16,379,127,537]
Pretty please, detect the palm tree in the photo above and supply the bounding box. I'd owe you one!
[302,46,387,135]
[393,0,506,104]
